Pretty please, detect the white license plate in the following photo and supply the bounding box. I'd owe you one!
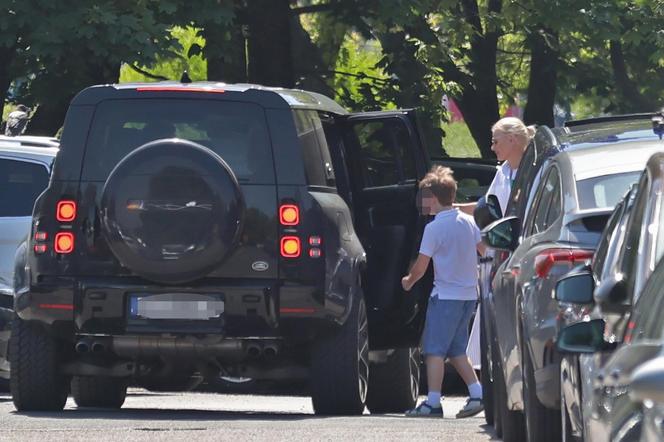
[130,293,224,320]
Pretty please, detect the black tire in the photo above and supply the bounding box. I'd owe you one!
[71,376,127,409]
[366,347,420,413]
[491,341,503,438]
[310,294,369,415]
[493,343,525,442]
[10,318,69,411]
[480,306,494,426]
[522,341,561,442]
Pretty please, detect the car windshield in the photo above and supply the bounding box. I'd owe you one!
[576,171,641,210]
[82,99,274,183]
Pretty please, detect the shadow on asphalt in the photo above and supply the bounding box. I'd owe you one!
[479,424,500,440]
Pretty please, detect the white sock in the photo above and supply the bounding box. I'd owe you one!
[426,391,442,408]
[468,382,482,399]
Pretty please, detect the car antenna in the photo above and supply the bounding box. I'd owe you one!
[180,70,192,84]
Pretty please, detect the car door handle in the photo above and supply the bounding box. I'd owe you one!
[502,264,520,276]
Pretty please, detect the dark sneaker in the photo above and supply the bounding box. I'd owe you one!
[405,401,444,418]
[455,397,484,418]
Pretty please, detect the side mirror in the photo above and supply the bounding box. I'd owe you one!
[594,273,629,313]
[556,319,609,354]
[474,195,503,229]
[630,355,664,403]
[555,271,595,304]
[482,216,520,251]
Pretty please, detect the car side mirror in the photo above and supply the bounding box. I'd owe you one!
[594,273,629,313]
[556,319,610,354]
[555,271,594,304]
[630,355,664,403]
[482,216,520,251]
[473,195,503,229]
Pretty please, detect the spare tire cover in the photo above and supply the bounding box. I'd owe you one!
[100,138,244,284]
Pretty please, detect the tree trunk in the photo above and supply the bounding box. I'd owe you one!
[523,27,557,126]
[246,0,293,87]
[609,40,656,113]
[452,0,501,159]
[0,46,15,113]
[203,20,247,83]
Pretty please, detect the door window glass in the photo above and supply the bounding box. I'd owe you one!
[351,119,416,188]
[0,159,49,217]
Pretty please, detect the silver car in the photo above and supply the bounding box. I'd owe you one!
[0,143,57,285]
[0,142,57,383]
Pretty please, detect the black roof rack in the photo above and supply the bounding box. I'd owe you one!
[564,113,653,128]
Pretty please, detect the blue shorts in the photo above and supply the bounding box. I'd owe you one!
[422,298,476,358]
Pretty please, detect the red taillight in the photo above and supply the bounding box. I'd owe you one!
[309,248,322,258]
[54,232,74,254]
[56,200,77,222]
[308,236,322,246]
[34,231,48,241]
[34,244,47,254]
[279,204,300,226]
[624,320,636,343]
[280,236,301,258]
[534,248,594,278]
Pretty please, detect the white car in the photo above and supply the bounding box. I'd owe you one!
[0,142,58,286]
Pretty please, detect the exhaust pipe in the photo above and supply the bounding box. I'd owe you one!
[263,344,279,360]
[75,340,90,353]
[246,344,262,358]
[91,341,106,353]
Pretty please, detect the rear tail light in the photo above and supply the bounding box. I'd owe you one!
[309,248,322,258]
[56,200,77,222]
[34,231,48,241]
[54,232,75,254]
[34,244,47,254]
[279,204,299,226]
[280,236,301,258]
[534,248,593,278]
[308,236,322,246]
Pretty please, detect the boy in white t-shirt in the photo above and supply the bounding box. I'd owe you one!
[402,165,486,418]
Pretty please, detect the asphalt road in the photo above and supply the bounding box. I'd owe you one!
[0,389,498,441]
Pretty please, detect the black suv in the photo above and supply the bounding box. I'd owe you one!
[10,82,438,414]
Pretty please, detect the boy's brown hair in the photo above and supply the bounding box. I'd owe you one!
[418,165,457,206]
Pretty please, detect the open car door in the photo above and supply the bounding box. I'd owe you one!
[340,110,432,348]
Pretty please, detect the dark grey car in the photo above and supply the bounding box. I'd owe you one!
[555,151,664,441]
[483,118,664,442]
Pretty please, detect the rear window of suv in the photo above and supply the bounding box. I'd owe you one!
[576,171,641,209]
[82,99,274,183]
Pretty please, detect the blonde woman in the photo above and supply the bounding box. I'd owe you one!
[457,117,536,216]
[458,117,535,371]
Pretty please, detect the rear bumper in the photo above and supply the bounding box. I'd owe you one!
[17,277,337,341]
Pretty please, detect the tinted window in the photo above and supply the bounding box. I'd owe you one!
[630,259,664,341]
[83,99,274,183]
[619,173,649,294]
[592,197,626,281]
[352,119,416,188]
[0,159,49,217]
[655,195,664,267]
[576,171,640,209]
[293,110,336,187]
[530,167,561,235]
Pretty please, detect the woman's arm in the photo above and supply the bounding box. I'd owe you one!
[454,202,477,216]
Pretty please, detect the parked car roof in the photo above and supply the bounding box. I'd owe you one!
[560,139,664,181]
[73,82,349,114]
[0,135,60,149]
[0,142,58,163]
